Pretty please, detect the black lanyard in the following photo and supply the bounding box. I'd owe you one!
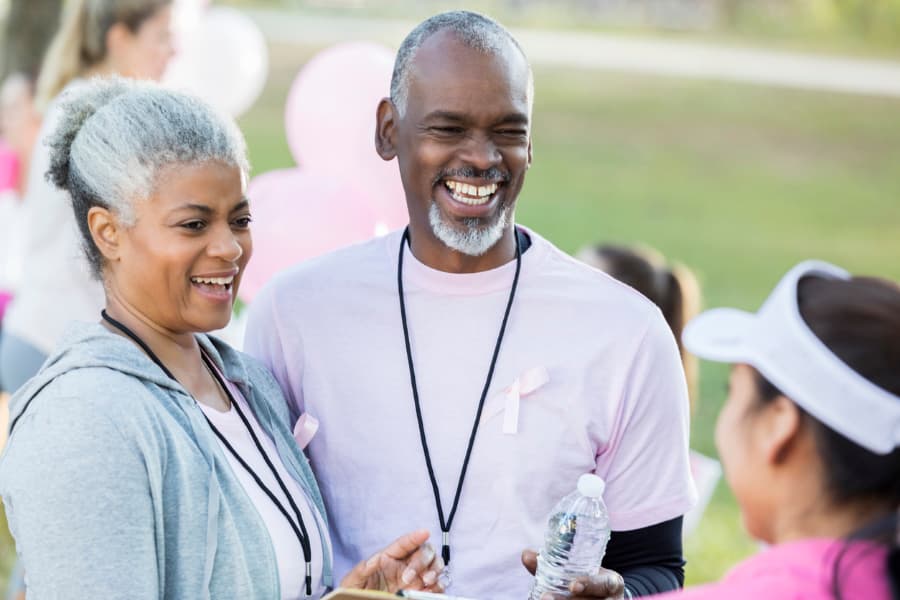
[397,227,522,566]
[100,310,314,596]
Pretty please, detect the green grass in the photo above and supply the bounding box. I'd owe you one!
[223,1,900,58]
[1,41,898,591]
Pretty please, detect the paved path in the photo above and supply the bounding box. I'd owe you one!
[245,9,900,98]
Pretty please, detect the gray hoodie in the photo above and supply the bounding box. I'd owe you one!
[0,322,333,599]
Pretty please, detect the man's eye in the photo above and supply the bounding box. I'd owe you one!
[497,129,528,137]
[432,126,464,134]
[181,221,206,231]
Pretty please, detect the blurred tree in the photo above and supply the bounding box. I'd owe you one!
[833,0,900,42]
[0,0,62,81]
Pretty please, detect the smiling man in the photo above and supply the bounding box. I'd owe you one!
[245,11,696,600]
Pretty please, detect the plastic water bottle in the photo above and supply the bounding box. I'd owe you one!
[529,474,611,599]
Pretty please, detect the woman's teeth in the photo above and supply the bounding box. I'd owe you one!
[444,180,498,206]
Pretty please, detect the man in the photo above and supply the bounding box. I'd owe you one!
[245,11,696,600]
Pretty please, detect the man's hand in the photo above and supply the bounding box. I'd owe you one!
[521,549,626,600]
[341,529,445,593]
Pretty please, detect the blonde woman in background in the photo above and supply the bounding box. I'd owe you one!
[0,3,173,598]
[0,0,175,396]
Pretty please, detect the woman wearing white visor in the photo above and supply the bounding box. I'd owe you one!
[658,260,899,600]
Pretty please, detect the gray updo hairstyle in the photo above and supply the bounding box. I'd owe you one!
[46,77,250,278]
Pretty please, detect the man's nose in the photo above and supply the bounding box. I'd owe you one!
[459,133,501,171]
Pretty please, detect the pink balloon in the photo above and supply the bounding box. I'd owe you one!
[239,168,381,303]
[284,42,408,230]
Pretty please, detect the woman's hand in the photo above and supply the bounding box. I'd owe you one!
[341,529,445,593]
[521,549,626,600]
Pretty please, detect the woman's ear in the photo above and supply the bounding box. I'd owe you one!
[105,22,133,63]
[375,97,398,161]
[760,395,804,466]
[87,206,122,263]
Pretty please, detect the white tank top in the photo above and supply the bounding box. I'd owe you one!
[199,373,329,599]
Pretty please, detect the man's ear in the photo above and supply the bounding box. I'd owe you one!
[760,395,804,466]
[526,136,533,169]
[87,206,123,263]
[375,97,398,161]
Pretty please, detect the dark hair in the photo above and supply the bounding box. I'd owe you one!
[750,274,900,598]
[578,244,701,408]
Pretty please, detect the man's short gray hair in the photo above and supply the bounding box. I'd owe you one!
[390,10,533,117]
[46,77,249,278]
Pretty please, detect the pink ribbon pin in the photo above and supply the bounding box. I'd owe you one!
[292,413,319,450]
[481,366,550,435]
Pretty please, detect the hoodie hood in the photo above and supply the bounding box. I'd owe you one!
[8,321,250,430]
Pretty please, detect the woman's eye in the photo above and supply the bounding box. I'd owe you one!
[234,216,253,228]
[181,221,206,231]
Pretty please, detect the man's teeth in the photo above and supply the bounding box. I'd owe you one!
[191,276,234,286]
[445,180,498,205]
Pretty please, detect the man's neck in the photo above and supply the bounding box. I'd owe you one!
[407,226,518,274]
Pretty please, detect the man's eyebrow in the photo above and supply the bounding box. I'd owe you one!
[421,110,530,126]
[422,110,467,123]
[496,113,530,126]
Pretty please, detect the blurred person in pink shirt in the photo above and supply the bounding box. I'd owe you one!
[661,261,900,600]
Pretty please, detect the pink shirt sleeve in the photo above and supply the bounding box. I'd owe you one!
[244,281,305,427]
[595,311,697,531]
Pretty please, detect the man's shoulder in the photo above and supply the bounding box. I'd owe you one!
[266,230,398,293]
[528,230,662,321]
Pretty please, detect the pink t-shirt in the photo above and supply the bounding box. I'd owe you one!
[657,539,892,600]
[245,228,696,600]
[199,367,330,600]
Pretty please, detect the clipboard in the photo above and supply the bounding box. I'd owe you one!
[322,590,397,600]
[323,590,477,600]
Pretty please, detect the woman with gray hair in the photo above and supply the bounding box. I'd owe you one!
[0,78,444,599]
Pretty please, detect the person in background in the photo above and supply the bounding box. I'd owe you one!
[0,77,444,599]
[575,244,700,406]
[246,10,696,600]
[660,261,900,599]
[575,244,720,538]
[0,0,175,395]
[0,74,42,375]
[0,72,42,600]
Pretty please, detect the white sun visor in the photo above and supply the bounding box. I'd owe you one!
[683,260,900,455]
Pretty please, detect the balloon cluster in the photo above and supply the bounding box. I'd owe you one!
[238,42,409,303]
[164,1,268,118]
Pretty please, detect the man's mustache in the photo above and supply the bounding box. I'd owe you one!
[434,167,510,185]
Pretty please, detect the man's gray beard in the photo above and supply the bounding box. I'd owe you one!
[428,202,511,257]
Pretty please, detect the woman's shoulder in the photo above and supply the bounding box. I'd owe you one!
[8,365,173,444]
[204,336,291,423]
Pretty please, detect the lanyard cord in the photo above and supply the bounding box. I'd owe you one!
[100,310,314,596]
[397,227,522,565]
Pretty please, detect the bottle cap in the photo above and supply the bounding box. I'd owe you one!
[577,473,606,498]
